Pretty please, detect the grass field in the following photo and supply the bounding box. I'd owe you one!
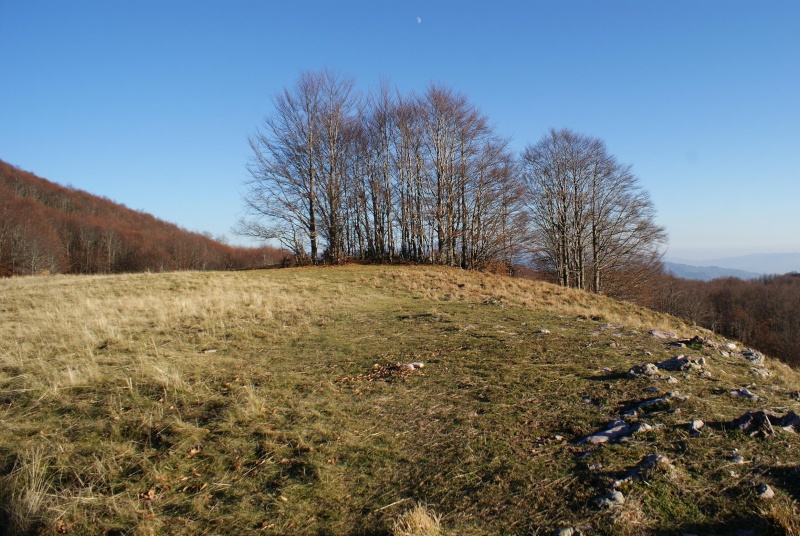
[1,265,799,535]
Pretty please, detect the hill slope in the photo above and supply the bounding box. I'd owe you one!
[1,266,799,535]
[0,160,282,275]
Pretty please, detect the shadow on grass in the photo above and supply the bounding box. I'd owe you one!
[652,515,783,536]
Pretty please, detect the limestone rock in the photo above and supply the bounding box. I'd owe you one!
[579,419,631,445]
[689,419,705,435]
[595,490,625,508]
[729,410,800,438]
[657,354,706,372]
[649,329,677,339]
[742,349,765,366]
[729,388,759,401]
[757,483,775,499]
[627,363,661,378]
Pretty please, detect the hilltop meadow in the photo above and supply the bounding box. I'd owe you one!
[1,265,799,535]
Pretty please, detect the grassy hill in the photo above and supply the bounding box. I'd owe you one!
[1,266,799,535]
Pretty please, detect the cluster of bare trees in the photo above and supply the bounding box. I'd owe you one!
[238,70,526,270]
[521,129,666,295]
[240,71,667,293]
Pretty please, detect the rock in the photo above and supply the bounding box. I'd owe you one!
[689,419,705,434]
[731,410,779,438]
[742,349,765,366]
[667,376,680,384]
[553,528,579,536]
[649,330,677,339]
[750,367,771,378]
[579,419,631,445]
[637,397,671,413]
[595,490,625,508]
[725,342,738,351]
[729,388,759,401]
[731,454,745,464]
[614,454,675,487]
[679,335,709,347]
[537,328,551,334]
[630,422,653,436]
[409,362,425,369]
[627,363,661,378]
[757,483,775,499]
[668,342,687,348]
[656,354,706,372]
[791,391,800,401]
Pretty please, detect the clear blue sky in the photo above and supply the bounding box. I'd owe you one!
[2,1,798,260]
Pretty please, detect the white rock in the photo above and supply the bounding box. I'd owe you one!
[757,484,775,499]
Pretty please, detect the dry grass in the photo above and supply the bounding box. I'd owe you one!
[392,503,442,536]
[1,265,799,535]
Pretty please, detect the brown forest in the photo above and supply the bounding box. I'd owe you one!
[0,160,284,276]
[648,272,800,368]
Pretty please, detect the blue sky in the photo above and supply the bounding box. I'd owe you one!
[1,1,798,260]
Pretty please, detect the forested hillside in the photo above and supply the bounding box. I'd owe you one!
[0,160,283,276]
[649,273,800,367]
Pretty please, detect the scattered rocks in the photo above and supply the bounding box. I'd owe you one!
[649,329,677,339]
[729,388,759,401]
[595,490,625,508]
[756,483,775,500]
[579,419,631,445]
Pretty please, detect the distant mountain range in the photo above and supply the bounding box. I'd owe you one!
[664,252,800,281]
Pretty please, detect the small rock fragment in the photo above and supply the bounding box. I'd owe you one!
[595,490,625,508]
[657,354,706,372]
[627,363,661,378]
[731,454,745,464]
[729,388,759,401]
[553,527,579,536]
[743,349,765,366]
[649,330,677,339]
[579,419,631,445]
[689,419,705,435]
[537,328,551,334]
[757,484,775,499]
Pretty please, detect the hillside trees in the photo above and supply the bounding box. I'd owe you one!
[0,160,283,276]
[240,71,526,269]
[521,128,666,295]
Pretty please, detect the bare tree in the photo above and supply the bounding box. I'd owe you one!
[522,128,666,295]
[238,71,326,263]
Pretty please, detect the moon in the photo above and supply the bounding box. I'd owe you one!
[416,16,422,24]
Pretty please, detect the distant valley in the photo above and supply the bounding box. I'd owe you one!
[665,252,800,280]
